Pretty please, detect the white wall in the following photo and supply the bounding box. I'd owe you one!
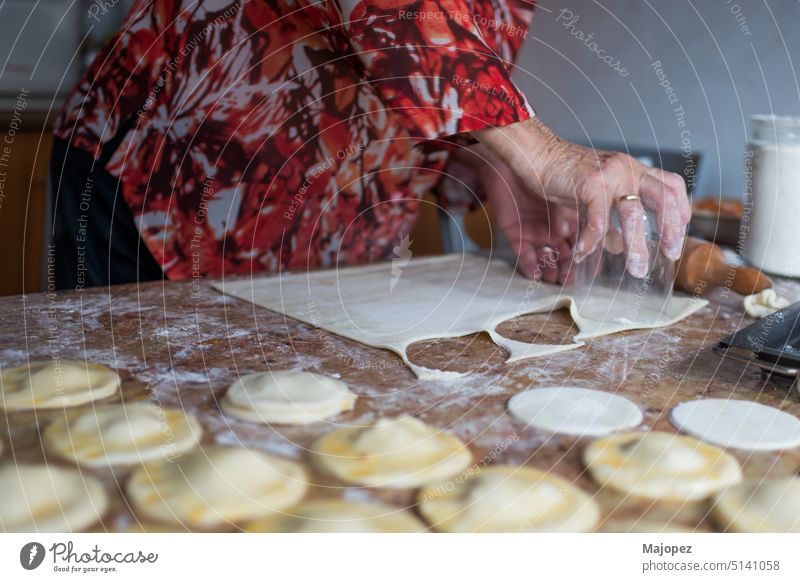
[514,0,800,198]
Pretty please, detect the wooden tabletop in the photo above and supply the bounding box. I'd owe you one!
[1,273,799,532]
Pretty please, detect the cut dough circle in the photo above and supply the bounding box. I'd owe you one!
[743,289,790,318]
[0,463,108,532]
[583,432,742,501]
[43,402,203,467]
[244,499,427,532]
[670,399,800,451]
[311,415,472,489]
[0,360,119,410]
[128,446,308,528]
[221,370,356,424]
[418,465,600,532]
[508,387,642,436]
[712,477,800,533]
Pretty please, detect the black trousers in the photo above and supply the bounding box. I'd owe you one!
[50,136,163,290]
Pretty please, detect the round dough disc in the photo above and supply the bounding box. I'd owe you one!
[670,399,800,451]
[311,415,472,489]
[508,387,642,436]
[44,402,202,467]
[244,499,427,532]
[0,463,108,532]
[712,477,800,532]
[0,360,119,410]
[221,370,356,425]
[419,465,600,532]
[128,446,307,528]
[583,431,742,501]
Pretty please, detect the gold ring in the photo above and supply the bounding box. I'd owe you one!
[618,194,640,203]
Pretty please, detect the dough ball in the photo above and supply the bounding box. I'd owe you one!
[583,432,742,501]
[712,477,800,532]
[0,464,108,532]
[670,399,800,451]
[311,415,472,489]
[0,360,119,410]
[418,465,600,532]
[598,520,694,533]
[244,499,427,532]
[128,446,307,528]
[743,289,790,318]
[508,387,642,436]
[221,370,356,425]
[43,402,202,467]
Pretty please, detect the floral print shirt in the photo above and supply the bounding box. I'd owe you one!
[54,0,535,279]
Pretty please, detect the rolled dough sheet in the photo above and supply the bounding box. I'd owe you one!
[214,254,706,379]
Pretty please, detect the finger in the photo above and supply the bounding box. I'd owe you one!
[639,172,687,261]
[616,196,649,278]
[651,168,691,224]
[553,205,579,242]
[539,245,560,283]
[574,193,610,263]
[603,226,624,255]
[514,241,542,281]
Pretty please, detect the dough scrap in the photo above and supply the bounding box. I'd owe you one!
[311,415,472,489]
[418,465,600,532]
[0,463,108,532]
[712,477,800,533]
[670,399,800,451]
[583,432,742,501]
[221,370,356,424]
[128,447,307,528]
[0,360,119,410]
[743,289,790,318]
[213,255,707,380]
[508,387,642,437]
[44,402,202,467]
[244,499,427,532]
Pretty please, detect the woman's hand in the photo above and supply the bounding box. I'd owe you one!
[475,156,578,283]
[473,117,691,278]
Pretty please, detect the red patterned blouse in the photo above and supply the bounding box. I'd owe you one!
[54,0,535,280]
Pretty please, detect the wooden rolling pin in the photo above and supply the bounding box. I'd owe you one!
[675,237,773,296]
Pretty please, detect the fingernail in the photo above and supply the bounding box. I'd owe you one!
[627,253,648,278]
[559,219,571,238]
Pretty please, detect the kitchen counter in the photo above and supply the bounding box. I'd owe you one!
[1,271,799,531]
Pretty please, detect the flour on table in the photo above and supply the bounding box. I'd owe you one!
[213,254,707,379]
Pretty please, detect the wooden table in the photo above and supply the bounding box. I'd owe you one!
[2,274,799,532]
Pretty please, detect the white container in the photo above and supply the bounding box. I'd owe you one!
[743,115,800,277]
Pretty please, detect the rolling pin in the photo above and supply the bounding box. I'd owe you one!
[675,237,773,296]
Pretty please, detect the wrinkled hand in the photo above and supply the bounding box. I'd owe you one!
[474,157,577,283]
[474,118,691,278]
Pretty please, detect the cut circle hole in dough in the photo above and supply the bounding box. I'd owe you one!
[244,499,427,532]
[0,463,108,532]
[221,370,356,425]
[712,477,800,533]
[418,465,600,532]
[583,432,742,501]
[670,399,800,451]
[508,386,643,437]
[128,446,308,529]
[44,402,203,467]
[311,415,472,489]
[0,360,119,410]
